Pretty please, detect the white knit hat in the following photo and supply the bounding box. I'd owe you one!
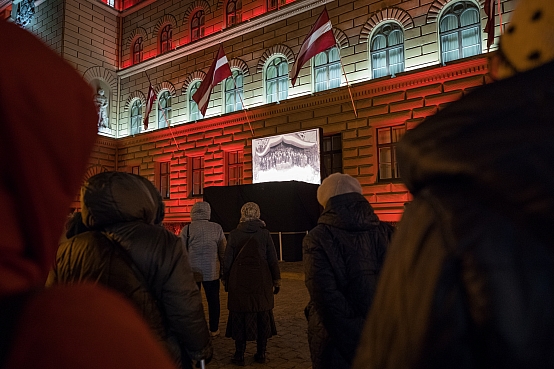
[495,0,554,79]
[317,173,362,207]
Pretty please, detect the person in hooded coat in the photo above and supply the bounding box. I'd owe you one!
[353,1,554,368]
[302,173,393,369]
[180,201,227,337]
[222,202,281,366]
[48,171,213,369]
[0,19,177,369]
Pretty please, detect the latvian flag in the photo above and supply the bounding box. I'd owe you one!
[193,45,232,116]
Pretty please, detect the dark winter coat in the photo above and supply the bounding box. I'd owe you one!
[353,60,554,369]
[49,172,211,367]
[223,219,281,312]
[303,192,392,369]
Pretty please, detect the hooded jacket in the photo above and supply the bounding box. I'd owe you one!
[180,202,226,282]
[0,20,177,369]
[354,60,554,369]
[50,172,212,367]
[303,192,392,369]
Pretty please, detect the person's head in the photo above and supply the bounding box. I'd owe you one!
[489,0,554,80]
[317,173,363,208]
[64,212,88,239]
[190,201,211,221]
[240,202,261,222]
[0,20,98,294]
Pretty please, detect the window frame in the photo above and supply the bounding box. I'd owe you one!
[188,80,201,121]
[160,24,173,54]
[191,10,205,41]
[226,0,242,27]
[155,161,171,199]
[313,47,341,92]
[376,125,406,182]
[226,150,244,186]
[157,90,171,129]
[130,99,142,135]
[224,69,244,113]
[190,156,205,197]
[321,133,342,179]
[439,1,482,64]
[132,37,143,65]
[267,0,286,11]
[264,56,289,104]
[370,22,405,79]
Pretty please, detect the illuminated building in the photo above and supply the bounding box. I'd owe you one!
[2,0,514,224]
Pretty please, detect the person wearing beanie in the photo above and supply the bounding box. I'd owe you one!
[180,201,227,337]
[222,202,281,366]
[303,173,394,369]
[353,0,554,368]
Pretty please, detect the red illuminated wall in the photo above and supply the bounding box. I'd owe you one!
[95,55,490,224]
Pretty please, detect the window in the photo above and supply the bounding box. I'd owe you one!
[314,47,341,92]
[131,165,140,175]
[191,156,204,196]
[130,99,142,135]
[439,1,481,63]
[191,11,205,41]
[132,37,143,65]
[377,126,405,181]
[267,0,285,11]
[225,70,243,113]
[226,0,242,27]
[322,134,342,179]
[158,91,171,128]
[371,22,404,79]
[158,161,170,199]
[266,56,288,103]
[189,80,201,121]
[160,24,173,54]
[227,151,243,185]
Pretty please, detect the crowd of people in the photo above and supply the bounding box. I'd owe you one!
[2,0,554,367]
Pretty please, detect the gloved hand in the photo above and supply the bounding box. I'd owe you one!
[273,286,280,295]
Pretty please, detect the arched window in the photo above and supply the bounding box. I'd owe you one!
[191,11,205,41]
[160,24,172,54]
[439,1,481,63]
[130,99,142,135]
[267,0,285,11]
[226,0,242,27]
[132,37,143,65]
[189,81,201,121]
[314,47,340,92]
[158,91,171,128]
[370,22,404,79]
[225,70,243,113]
[265,56,288,103]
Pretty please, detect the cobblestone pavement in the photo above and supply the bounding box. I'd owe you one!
[200,261,312,369]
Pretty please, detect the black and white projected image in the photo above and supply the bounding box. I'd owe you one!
[252,128,321,185]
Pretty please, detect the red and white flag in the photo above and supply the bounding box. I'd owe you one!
[290,7,336,87]
[484,0,495,51]
[193,45,232,116]
[143,83,156,130]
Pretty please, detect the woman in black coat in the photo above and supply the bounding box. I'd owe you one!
[223,202,281,366]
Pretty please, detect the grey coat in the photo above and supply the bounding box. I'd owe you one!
[181,202,226,281]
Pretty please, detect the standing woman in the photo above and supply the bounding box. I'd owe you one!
[223,202,281,366]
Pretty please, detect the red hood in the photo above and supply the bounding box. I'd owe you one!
[0,20,98,295]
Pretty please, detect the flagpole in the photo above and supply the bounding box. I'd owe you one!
[231,78,254,137]
[143,70,181,151]
[335,44,358,118]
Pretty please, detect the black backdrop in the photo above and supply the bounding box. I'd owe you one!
[203,181,321,261]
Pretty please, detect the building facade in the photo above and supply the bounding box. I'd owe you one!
[2,0,515,224]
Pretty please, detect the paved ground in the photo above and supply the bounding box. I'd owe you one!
[200,261,312,369]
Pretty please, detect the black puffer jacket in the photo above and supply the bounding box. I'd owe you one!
[303,192,392,369]
[223,219,281,312]
[354,61,554,369]
[50,172,212,368]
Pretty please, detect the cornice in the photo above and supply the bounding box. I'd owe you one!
[117,0,333,79]
[116,55,489,147]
